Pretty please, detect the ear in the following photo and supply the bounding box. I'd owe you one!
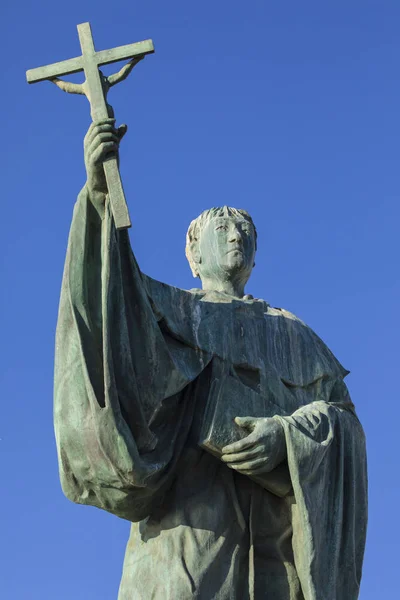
[188,241,202,278]
[191,243,202,268]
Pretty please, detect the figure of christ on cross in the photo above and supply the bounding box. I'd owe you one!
[26,22,154,229]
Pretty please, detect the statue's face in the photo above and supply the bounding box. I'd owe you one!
[197,216,256,283]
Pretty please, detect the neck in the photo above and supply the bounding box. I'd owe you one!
[200,276,246,298]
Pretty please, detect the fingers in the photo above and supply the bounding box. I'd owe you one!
[221,445,263,464]
[235,416,256,431]
[85,128,122,167]
[90,131,120,149]
[85,119,116,147]
[117,123,128,140]
[85,118,115,135]
[84,119,127,192]
[91,141,118,165]
[221,416,257,454]
[226,456,269,475]
[222,432,258,455]
[221,444,271,475]
[84,120,128,165]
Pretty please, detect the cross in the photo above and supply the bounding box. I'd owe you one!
[26,22,155,229]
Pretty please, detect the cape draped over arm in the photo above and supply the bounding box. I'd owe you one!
[276,383,368,599]
[54,189,211,522]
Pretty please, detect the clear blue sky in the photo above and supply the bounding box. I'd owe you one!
[1,1,398,598]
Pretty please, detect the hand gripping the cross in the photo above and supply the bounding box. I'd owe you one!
[84,119,128,211]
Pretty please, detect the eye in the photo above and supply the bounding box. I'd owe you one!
[241,224,253,235]
[215,225,228,231]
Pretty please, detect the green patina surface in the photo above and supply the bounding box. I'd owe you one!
[38,33,368,598]
[54,183,367,599]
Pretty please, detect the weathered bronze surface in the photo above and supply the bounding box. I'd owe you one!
[28,24,367,599]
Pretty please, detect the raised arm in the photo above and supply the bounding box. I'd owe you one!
[54,123,208,521]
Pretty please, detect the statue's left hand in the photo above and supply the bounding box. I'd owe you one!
[221,417,287,475]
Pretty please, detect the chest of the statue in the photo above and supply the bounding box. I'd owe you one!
[149,280,342,389]
[190,299,269,370]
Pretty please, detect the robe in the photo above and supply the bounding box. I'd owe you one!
[54,189,368,599]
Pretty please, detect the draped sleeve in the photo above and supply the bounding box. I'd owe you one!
[54,190,210,522]
[275,379,368,599]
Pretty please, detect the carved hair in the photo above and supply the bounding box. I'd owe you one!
[185,206,257,277]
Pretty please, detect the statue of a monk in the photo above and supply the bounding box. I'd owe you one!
[54,118,368,599]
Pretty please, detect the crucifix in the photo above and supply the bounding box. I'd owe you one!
[26,22,155,229]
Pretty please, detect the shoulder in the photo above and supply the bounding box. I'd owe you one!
[266,305,306,325]
[264,304,349,381]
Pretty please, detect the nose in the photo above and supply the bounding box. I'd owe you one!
[229,226,242,243]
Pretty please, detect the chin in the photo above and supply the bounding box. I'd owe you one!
[226,254,247,270]
[222,260,250,279]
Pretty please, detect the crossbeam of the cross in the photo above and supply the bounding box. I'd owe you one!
[26,22,155,229]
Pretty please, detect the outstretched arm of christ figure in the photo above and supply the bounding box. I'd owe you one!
[50,57,144,119]
[107,57,144,86]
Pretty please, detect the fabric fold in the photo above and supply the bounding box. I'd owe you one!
[54,190,367,598]
[55,189,210,521]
